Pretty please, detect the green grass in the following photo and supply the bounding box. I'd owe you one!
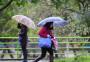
[55,56,90,62]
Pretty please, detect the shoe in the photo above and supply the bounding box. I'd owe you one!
[23,60,27,62]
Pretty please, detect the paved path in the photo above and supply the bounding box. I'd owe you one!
[0,60,48,62]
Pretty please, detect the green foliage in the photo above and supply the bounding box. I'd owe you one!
[82,12,90,27]
[14,0,28,6]
[55,56,90,62]
[31,0,40,4]
[0,0,90,37]
[0,0,8,5]
[0,0,39,37]
[51,0,62,9]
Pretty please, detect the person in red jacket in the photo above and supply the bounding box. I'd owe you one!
[33,22,54,62]
[38,25,54,38]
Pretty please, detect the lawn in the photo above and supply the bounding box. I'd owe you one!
[55,56,90,62]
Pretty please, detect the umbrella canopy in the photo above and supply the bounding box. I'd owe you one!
[37,17,68,27]
[12,15,36,29]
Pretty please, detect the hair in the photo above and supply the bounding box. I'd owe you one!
[44,22,53,30]
[17,23,27,29]
[17,23,22,29]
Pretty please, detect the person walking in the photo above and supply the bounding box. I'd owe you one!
[33,22,54,62]
[17,23,28,62]
[0,39,15,59]
[12,15,36,62]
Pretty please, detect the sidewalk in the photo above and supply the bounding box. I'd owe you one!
[0,60,48,62]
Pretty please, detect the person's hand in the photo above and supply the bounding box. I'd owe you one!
[51,37,55,40]
[47,34,51,38]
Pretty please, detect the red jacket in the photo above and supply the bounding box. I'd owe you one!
[38,27,54,38]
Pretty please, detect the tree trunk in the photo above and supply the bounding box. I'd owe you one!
[0,0,13,12]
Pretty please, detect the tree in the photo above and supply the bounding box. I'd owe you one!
[0,0,90,37]
[0,0,39,37]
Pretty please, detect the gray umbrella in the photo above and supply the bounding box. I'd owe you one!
[37,17,68,27]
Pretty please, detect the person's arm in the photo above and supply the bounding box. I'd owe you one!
[49,30,54,38]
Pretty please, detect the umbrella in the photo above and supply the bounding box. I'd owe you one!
[12,15,36,29]
[37,17,68,27]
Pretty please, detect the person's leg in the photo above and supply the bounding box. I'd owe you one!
[20,41,28,62]
[8,49,14,58]
[1,44,7,58]
[18,52,22,58]
[54,50,58,58]
[33,47,47,62]
[47,48,54,62]
[1,50,6,58]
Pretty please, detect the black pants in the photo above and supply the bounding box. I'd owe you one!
[20,41,28,60]
[34,47,54,62]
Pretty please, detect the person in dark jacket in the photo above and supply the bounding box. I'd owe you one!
[0,39,15,59]
[33,22,54,62]
[17,23,28,62]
